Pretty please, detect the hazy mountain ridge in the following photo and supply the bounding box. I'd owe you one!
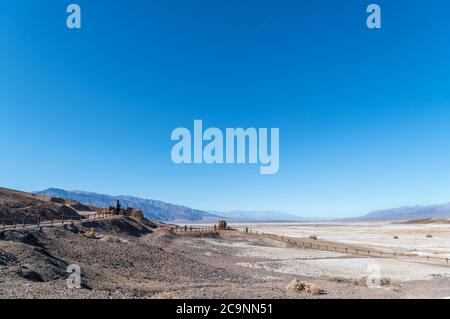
[34,188,450,222]
[213,210,307,222]
[35,188,218,222]
[359,203,450,221]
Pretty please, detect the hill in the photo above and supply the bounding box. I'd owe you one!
[35,188,219,222]
[0,187,80,220]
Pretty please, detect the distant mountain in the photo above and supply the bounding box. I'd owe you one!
[35,188,219,222]
[359,203,450,221]
[212,210,307,222]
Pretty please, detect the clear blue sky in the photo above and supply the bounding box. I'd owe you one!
[1,1,450,218]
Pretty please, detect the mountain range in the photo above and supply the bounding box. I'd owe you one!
[212,210,306,222]
[34,188,450,222]
[35,188,218,222]
[357,203,450,221]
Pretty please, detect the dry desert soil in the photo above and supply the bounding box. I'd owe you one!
[1,215,450,299]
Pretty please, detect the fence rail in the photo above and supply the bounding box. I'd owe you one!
[171,224,450,266]
[0,212,112,231]
[172,225,219,233]
[241,228,450,266]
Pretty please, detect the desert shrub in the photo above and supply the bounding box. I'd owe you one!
[309,235,318,240]
[100,235,128,244]
[426,234,433,238]
[330,276,392,288]
[393,236,399,240]
[84,228,97,239]
[287,279,326,295]
[380,278,392,286]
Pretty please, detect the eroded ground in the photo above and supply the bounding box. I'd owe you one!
[1,217,449,299]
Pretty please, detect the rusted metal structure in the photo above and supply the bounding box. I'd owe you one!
[217,220,227,230]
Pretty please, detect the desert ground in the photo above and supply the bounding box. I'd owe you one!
[1,216,450,299]
[234,221,450,259]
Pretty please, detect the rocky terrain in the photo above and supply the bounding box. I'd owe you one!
[2,215,450,299]
[0,187,81,221]
[2,187,450,299]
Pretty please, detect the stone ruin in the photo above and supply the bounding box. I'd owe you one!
[107,200,144,219]
[217,220,228,230]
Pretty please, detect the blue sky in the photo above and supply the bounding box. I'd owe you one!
[1,0,450,217]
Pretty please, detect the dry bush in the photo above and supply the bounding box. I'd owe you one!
[100,235,128,244]
[84,228,98,239]
[330,277,367,287]
[287,279,326,295]
[330,276,392,288]
[147,292,173,299]
[380,278,392,286]
[426,234,433,238]
[309,235,318,240]
[393,236,399,240]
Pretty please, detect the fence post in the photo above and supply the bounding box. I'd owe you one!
[51,216,54,226]
[13,216,16,229]
[2,217,5,229]
[22,216,25,228]
[62,212,65,225]
[37,215,40,226]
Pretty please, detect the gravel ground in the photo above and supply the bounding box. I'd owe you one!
[1,217,450,299]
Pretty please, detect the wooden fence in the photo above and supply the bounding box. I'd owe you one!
[171,224,450,266]
[241,228,450,266]
[0,212,112,231]
[172,225,218,233]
